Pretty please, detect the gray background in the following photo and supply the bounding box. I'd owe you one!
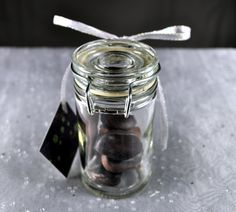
[0,48,236,211]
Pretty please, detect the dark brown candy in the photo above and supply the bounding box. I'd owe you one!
[99,127,109,135]
[101,154,142,173]
[87,156,121,186]
[100,114,136,130]
[90,165,121,186]
[128,127,141,139]
[121,169,140,187]
[99,127,142,138]
[95,132,143,161]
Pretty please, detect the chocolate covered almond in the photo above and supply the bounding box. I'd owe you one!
[95,132,143,160]
[101,154,142,173]
[100,114,136,130]
[86,156,121,186]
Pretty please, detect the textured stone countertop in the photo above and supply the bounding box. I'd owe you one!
[0,48,236,212]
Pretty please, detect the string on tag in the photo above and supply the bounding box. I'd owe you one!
[54,15,191,151]
[60,64,71,114]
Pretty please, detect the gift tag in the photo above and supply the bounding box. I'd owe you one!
[40,102,78,177]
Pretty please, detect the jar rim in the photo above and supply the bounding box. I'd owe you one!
[72,39,159,80]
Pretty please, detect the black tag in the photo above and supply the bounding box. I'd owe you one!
[40,102,78,177]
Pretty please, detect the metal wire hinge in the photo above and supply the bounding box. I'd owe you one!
[85,80,94,115]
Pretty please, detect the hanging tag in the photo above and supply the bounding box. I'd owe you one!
[40,102,78,177]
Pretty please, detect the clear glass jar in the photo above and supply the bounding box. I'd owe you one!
[71,39,160,198]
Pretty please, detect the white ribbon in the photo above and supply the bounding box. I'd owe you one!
[53,16,118,40]
[53,15,190,41]
[55,15,191,151]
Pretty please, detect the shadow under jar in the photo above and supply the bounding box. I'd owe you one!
[71,39,160,198]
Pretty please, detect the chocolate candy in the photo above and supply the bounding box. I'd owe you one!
[95,133,143,161]
[120,169,140,187]
[100,114,136,130]
[101,154,142,173]
[99,127,142,138]
[99,127,109,135]
[86,156,121,186]
[85,114,144,187]
[128,127,141,139]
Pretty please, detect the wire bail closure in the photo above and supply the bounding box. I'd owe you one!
[124,84,133,118]
[84,68,159,118]
[84,78,133,117]
[85,80,94,115]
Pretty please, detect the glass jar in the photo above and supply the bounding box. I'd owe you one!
[71,39,160,198]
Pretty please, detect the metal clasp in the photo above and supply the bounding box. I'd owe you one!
[124,65,160,118]
[85,80,94,115]
[124,84,133,118]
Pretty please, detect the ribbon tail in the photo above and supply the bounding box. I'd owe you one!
[157,77,169,151]
[127,25,191,41]
[53,15,118,40]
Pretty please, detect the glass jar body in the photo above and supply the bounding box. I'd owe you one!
[75,96,157,198]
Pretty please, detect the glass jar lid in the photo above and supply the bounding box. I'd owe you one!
[71,39,160,116]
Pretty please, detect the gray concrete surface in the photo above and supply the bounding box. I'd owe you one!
[0,48,236,212]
